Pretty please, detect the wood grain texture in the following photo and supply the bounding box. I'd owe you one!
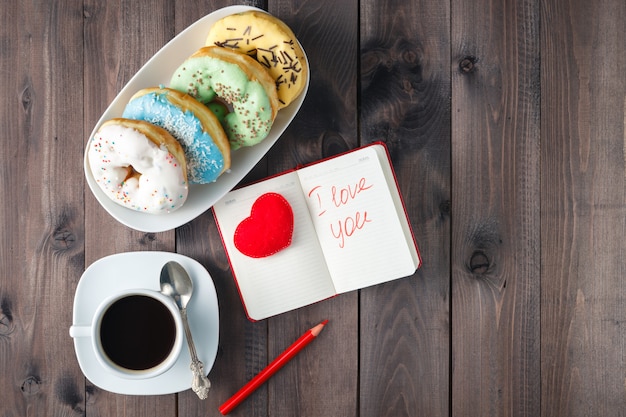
[264,1,360,416]
[83,0,177,265]
[359,0,451,416]
[541,0,626,415]
[83,1,176,416]
[2,0,626,416]
[173,0,360,415]
[1,0,86,415]
[168,5,269,417]
[172,7,271,417]
[171,0,272,407]
[451,0,541,416]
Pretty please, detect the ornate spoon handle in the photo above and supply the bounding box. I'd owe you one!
[181,308,211,399]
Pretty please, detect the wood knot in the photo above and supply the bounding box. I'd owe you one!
[459,56,477,73]
[55,374,84,413]
[85,385,97,405]
[51,228,76,250]
[402,48,418,65]
[0,296,15,337]
[0,314,13,336]
[20,84,34,112]
[139,233,157,245]
[321,131,349,157]
[465,217,502,277]
[21,376,42,396]
[439,200,451,216]
[49,208,80,252]
[469,250,490,274]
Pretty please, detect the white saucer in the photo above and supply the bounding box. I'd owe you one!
[71,252,219,395]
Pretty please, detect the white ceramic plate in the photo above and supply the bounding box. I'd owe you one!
[84,5,309,232]
[70,252,219,395]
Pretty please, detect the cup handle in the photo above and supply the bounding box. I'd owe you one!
[69,325,91,338]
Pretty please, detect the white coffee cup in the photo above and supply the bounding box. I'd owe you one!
[69,288,183,380]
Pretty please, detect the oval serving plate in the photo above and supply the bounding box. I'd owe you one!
[84,5,309,233]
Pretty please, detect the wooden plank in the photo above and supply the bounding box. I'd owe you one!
[450,0,541,416]
[174,1,359,415]
[358,1,451,416]
[0,2,22,412]
[172,2,271,416]
[541,0,626,415]
[0,0,86,415]
[264,1,360,416]
[83,1,176,415]
[179,213,270,417]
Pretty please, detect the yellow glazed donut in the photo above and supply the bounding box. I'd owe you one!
[170,46,280,150]
[205,10,308,108]
[87,118,189,214]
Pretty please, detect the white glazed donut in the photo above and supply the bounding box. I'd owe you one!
[87,118,189,214]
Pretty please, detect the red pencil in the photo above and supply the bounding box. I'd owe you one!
[219,320,329,415]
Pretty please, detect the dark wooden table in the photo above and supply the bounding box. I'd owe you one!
[2,0,625,416]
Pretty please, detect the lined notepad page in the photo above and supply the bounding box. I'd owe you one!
[297,145,418,293]
[213,172,336,320]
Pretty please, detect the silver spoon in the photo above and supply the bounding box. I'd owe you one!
[160,261,211,399]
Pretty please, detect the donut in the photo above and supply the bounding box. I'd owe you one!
[205,10,308,108]
[169,46,280,150]
[87,118,189,214]
[122,87,231,184]
[207,101,229,123]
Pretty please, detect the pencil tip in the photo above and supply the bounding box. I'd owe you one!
[310,320,329,336]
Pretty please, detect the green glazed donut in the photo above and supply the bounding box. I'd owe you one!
[170,46,280,150]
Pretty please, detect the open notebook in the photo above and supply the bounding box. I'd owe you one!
[213,142,421,320]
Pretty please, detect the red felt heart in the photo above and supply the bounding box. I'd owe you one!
[234,192,294,258]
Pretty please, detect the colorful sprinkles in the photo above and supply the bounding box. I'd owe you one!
[87,122,189,214]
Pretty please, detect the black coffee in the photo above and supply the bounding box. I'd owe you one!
[100,295,176,371]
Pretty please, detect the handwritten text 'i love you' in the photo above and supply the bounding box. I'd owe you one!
[307,177,373,248]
